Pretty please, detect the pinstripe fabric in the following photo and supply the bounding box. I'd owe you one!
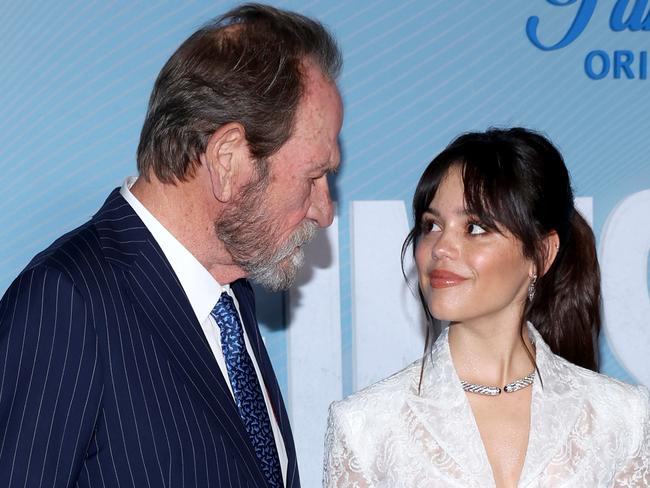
[0,188,300,488]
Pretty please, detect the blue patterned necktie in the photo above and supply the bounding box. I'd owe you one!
[211,292,283,488]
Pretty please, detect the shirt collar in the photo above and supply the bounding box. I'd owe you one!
[120,176,227,324]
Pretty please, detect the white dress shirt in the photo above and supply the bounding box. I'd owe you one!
[121,177,288,483]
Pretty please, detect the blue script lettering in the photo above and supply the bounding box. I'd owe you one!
[527,0,597,51]
[528,0,650,51]
[610,0,650,31]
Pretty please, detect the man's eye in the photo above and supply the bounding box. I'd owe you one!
[468,223,486,235]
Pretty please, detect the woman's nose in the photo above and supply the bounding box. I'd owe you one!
[431,229,459,260]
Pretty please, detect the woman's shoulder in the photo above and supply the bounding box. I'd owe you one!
[560,355,646,396]
[553,353,649,426]
[572,364,650,461]
[328,358,423,422]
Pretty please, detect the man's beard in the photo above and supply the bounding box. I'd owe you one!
[215,174,317,292]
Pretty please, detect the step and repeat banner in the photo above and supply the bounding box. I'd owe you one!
[1,1,649,485]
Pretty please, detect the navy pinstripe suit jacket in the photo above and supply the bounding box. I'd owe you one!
[0,189,300,488]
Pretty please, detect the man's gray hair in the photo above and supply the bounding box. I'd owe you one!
[137,2,342,183]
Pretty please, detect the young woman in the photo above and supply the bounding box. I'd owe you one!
[324,128,649,487]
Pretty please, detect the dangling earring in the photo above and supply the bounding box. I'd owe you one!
[528,274,538,301]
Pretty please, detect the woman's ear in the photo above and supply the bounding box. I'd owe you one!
[541,230,560,276]
[201,122,249,203]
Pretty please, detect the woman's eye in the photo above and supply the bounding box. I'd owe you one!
[422,220,441,233]
[467,223,486,235]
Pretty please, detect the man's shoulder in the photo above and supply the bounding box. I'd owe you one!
[10,190,129,299]
[0,224,103,320]
[25,218,104,280]
[0,223,103,346]
[24,188,130,280]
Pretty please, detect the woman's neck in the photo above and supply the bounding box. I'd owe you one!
[447,316,535,387]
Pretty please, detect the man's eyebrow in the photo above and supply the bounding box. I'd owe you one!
[318,160,339,173]
[327,162,340,173]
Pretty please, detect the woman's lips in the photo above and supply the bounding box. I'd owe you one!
[428,269,468,288]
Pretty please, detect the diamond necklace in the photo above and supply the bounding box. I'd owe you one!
[460,370,535,396]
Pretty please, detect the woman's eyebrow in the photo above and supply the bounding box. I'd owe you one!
[424,207,468,217]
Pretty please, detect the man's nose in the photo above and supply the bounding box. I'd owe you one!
[308,177,334,228]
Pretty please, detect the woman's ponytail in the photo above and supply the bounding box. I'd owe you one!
[527,210,601,371]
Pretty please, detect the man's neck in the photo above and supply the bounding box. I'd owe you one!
[129,174,246,284]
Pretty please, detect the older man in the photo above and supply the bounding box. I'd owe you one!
[0,4,342,487]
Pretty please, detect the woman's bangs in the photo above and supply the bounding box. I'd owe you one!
[460,159,511,234]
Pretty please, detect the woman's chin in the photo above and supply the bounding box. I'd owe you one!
[428,306,464,323]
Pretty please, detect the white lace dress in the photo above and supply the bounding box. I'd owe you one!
[323,325,650,487]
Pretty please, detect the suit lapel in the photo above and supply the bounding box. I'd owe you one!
[233,280,300,488]
[405,327,495,486]
[93,189,269,488]
[518,325,586,487]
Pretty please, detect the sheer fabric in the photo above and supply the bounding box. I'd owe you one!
[324,325,650,487]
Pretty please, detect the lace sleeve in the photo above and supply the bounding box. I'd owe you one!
[613,386,650,487]
[323,402,374,488]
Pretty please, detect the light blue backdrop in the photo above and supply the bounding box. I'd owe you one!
[2,1,649,485]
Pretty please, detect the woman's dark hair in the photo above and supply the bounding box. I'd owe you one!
[137,3,342,183]
[402,127,601,371]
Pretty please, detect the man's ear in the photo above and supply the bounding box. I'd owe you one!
[540,230,560,276]
[201,122,249,203]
